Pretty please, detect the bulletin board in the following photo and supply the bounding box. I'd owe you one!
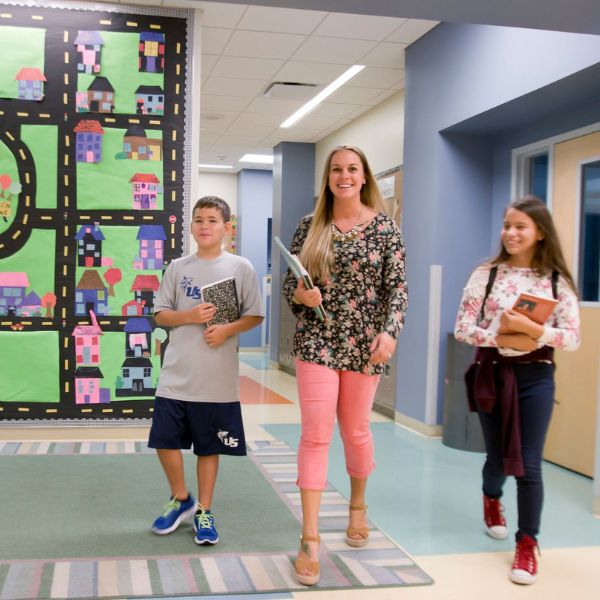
[0,2,191,421]
[376,165,403,227]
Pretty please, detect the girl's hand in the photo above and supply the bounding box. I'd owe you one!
[293,278,322,308]
[369,332,396,365]
[500,309,544,339]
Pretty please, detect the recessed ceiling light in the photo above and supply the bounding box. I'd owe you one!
[239,154,274,164]
[198,163,233,169]
[280,65,365,129]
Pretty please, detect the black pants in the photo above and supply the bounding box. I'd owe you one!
[477,362,555,541]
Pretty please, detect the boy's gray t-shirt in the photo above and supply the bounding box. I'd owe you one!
[154,252,264,403]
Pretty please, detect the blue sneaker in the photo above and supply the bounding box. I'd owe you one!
[151,495,196,535]
[194,505,219,545]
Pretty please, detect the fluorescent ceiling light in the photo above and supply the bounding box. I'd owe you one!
[239,154,274,164]
[198,163,233,169]
[280,65,365,129]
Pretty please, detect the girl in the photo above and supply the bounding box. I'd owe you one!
[455,195,580,585]
[283,146,408,586]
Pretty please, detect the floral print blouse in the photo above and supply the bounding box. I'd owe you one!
[454,263,580,356]
[283,213,408,375]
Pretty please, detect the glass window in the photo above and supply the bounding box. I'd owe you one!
[528,153,548,202]
[580,161,600,302]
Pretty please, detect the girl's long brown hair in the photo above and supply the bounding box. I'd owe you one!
[491,195,577,293]
[299,145,386,282]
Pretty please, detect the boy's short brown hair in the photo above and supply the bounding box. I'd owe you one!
[193,196,231,223]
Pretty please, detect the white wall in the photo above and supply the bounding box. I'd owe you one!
[189,171,238,253]
[315,91,405,187]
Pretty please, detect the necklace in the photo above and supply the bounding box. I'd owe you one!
[331,206,365,242]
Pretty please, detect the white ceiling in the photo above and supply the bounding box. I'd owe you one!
[106,0,438,171]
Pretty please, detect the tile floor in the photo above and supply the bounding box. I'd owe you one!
[1,350,599,599]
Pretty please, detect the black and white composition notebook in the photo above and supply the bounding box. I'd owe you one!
[201,276,240,325]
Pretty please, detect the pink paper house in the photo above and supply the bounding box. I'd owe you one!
[74,366,107,404]
[72,310,103,365]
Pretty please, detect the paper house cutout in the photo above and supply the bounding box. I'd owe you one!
[72,310,103,365]
[115,357,156,397]
[74,120,104,163]
[87,76,114,113]
[121,299,145,317]
[74,31,104,74]
[0,272,29,316]
[131,274,160,315]
[75,222,105,267]
[122,125,162,161]
[75,270,109,316]
[135,225,166,270]
[19,291,42,317]
[16,68,46,101]
[130,173,160,209]
[74,366,109,404]
[135,85,164,115]
[124,317,153,357]
[139,32,165,73]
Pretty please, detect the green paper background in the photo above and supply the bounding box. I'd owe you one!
[21,124,58,210]
[0,229,56,299]
[0,140,20,233]
[76,128,163,210]
[0,330,59,403]
[76,31,165,114]
[0,26,46,98]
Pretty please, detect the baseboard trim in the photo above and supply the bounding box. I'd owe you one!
[394,411,442,438]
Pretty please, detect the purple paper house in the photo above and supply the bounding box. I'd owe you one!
[75,222,105,267]
[72,310,103,365]
[74,366,109,404]
[139,32,165,73]
[18,291,41,317]
[130,173,160,209]
[0,272,29,316]
[74,120,104,163]
[135,225,166,270]
[74,31,104,74]
[124,317,153,357]
[75,270,109,316]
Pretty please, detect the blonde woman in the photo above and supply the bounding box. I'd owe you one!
[282,146,408,585]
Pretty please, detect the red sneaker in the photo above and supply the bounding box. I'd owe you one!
[510,534,538,585]
[483,494,508,539]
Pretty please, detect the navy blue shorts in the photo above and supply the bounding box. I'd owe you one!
[148,396,246,456]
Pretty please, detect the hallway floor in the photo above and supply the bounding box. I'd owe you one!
[1,350,599,599]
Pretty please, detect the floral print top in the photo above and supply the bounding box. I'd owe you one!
[454,263,580,356]
[283,213,408,375]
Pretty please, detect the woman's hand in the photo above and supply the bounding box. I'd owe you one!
[293,278,322,308]
[369,332,396,365]
[500,309,544,339]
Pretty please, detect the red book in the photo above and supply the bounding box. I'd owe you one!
[512,292,558,324]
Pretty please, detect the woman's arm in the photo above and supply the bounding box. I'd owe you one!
[381,228,408,340]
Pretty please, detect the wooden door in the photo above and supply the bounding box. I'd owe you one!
[545,131,600,476]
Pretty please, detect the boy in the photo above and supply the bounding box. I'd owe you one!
[148,196,264,545]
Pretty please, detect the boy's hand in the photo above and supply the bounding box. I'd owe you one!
[204,324,229,348]
[189,302,216,324]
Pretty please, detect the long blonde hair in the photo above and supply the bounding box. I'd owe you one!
[299,145,385,282]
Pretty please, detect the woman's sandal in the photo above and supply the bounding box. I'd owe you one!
[345,504,369,547]
[294,534,320,586]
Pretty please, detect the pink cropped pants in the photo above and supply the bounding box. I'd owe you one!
[295,359,380,490]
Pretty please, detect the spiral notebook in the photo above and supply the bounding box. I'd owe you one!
[201,276,240,325]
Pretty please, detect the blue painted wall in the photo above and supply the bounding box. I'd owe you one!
[401,22,600,424]
[237,169,273,348]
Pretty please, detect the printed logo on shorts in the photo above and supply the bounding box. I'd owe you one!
[179,275,201,300]
[217,429,239,448]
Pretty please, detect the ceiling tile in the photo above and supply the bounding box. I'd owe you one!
[244,97,305,115]
[224,122,276,138]
[201,27,233,55]
[350,66,405,88]
[310,102,359,119]
[202,76,267,97]
[360,42,407,69]
[196,2,248,28]
[366,88,401,106]
[272,61,348,85]
[223,30,306,60]
[385,19,439,44]
[326,85,385,105]
[237,5,326,34]
[291,36,377,64]
[211,56,284,79]
[314,13,406,41]
[201,54,218,81]
[201,94,251,111]
[231,112,284,127]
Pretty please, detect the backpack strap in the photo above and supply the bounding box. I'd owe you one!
[480,265,498,322]
[551,270,558,299]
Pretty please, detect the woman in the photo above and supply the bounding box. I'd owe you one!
[282,145,408,586]
[455,196,580,585]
